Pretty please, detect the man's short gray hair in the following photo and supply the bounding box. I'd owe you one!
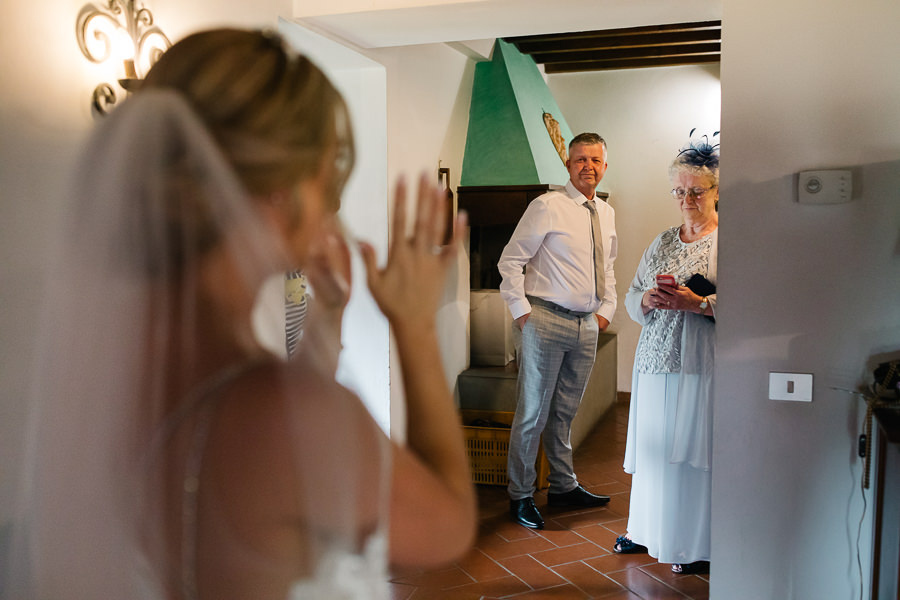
[569,132,607,151]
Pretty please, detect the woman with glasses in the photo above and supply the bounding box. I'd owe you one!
[612,133,719,575]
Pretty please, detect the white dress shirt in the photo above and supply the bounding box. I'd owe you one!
[498,180,617,322]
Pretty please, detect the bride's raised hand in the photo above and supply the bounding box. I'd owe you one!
[295,216,352,371]
[304,215,353,314]
[358,174,467,331]
[359,175,477,566]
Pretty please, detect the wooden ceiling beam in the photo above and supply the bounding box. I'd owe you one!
[502,21,722,73]
[506,20,721,44]
[544,54,720,74]
[530,42,720,64]
[511,28,721,54]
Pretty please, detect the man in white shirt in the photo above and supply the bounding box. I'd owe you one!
[498,133,617,529]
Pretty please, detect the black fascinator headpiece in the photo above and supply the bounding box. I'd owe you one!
[676,128,720,170]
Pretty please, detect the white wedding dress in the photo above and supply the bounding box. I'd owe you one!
[287,536,389,600]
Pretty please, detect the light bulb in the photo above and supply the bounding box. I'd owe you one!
[113,28,135,61]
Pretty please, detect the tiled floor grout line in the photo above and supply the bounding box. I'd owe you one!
[502,583,574,599]
[458,554,515,588]
[636,566,699,600]
[546,558,627,598]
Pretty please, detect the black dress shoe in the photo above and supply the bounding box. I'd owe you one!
[547,484,609,508]
[510,497,544,529]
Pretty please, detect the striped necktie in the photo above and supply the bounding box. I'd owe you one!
[583,200,605,301]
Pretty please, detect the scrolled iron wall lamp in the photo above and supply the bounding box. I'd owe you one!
[76,0,170,115]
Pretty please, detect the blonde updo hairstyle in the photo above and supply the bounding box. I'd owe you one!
[141,28,354,221]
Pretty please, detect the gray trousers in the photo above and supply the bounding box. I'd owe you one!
[507,302,599,499]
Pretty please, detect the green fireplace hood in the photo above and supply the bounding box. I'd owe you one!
[460,39,574,187]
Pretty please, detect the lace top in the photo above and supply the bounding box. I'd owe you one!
[633,226,715,374]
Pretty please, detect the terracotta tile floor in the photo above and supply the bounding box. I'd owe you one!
[388,400,710,599]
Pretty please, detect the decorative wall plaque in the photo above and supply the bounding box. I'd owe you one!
[543,111,567,165]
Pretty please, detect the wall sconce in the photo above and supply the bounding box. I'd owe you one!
[76,0,170,115]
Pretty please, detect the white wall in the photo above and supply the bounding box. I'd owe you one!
[548,65,721,392]
[356,42,475,435]
[713,0,900,597]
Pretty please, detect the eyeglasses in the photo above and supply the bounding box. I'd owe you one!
[671,186,717,199]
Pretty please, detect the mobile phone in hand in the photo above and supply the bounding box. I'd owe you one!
[656,274,677,288]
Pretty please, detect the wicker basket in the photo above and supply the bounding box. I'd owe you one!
[460,409,550,489]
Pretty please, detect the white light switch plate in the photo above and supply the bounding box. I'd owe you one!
[798,170,852,204]
[769,372,813,402]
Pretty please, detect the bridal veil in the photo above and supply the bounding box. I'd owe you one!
[7,35,389,599]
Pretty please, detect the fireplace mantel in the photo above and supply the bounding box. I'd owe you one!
[459,184,610,289]
[457,184,561,227]
[458,184,609,227]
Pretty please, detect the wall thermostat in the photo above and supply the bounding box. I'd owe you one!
[797,170,852,204]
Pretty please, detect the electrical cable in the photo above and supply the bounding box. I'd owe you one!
[856,471,868,600]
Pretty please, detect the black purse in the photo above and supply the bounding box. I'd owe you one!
[685,273,716,323]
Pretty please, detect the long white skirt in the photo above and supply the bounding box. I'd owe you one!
[625,372,711,564]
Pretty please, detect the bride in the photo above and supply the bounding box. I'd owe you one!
[8,28,475,599]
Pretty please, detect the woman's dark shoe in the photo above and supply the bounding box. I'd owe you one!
[613,535,648,554]
[547,484,609,508]
[672,561,710,574]
[510,497,544,529]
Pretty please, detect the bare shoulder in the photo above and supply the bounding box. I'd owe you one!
[165,359,389,595]
[219,358,365,424]
[220,357,381,445]
[203,357,387,518]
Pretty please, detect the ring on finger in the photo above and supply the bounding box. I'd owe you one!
[431,245,442,255]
